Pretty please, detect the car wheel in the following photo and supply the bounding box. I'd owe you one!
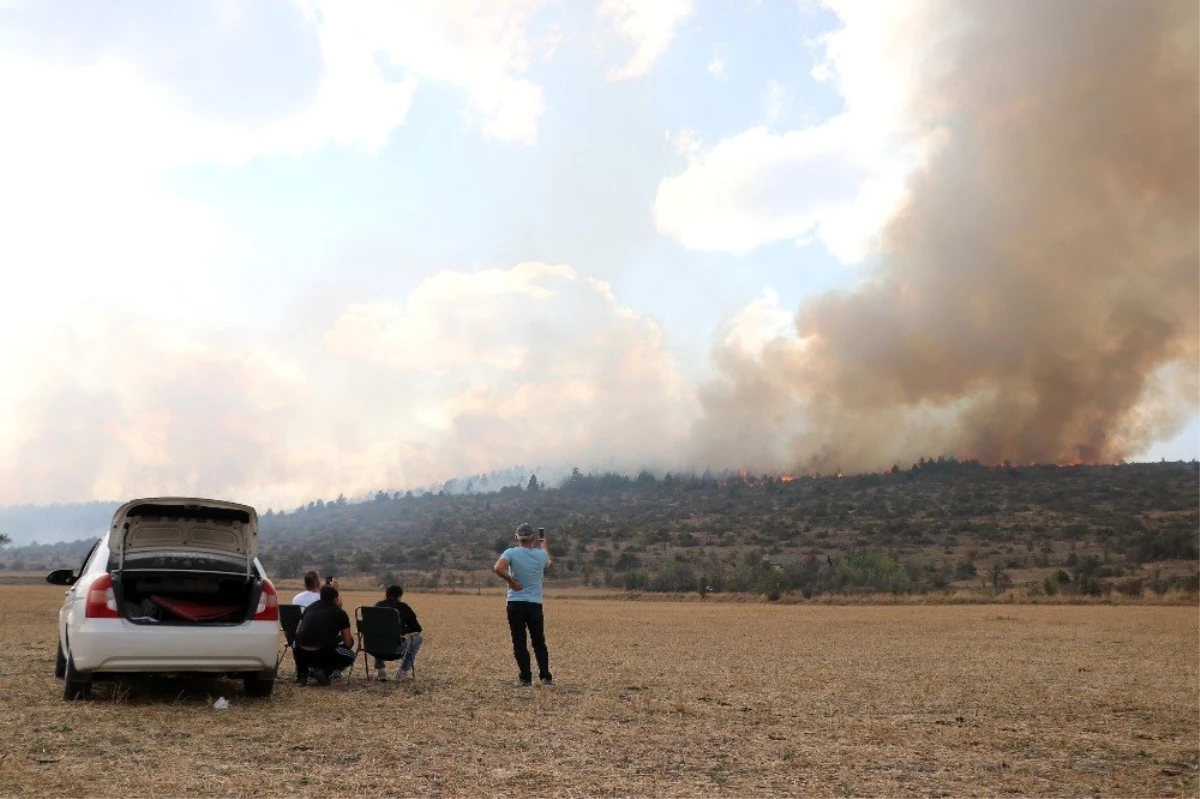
[55,641,66,679]
[62,654,92,701]
[243,672,275,698]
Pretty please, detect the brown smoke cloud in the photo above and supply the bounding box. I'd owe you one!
[694,0,1199,472]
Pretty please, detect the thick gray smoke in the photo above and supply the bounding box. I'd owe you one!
[694,0,1199,472]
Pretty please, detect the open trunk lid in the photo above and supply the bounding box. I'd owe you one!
[111,497,259,576]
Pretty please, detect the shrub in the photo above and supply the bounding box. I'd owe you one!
[622,570,647,590]
[1072,554,1103,579]
[1127,529,1200,563]
[759,569,786,601]
[647,562,698,592]
[1149,568,1170,596]
[613,551,641,571]
[1115,578,1143,597]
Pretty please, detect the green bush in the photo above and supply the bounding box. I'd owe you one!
[647,562,698,592]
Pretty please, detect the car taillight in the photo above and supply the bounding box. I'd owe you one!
[253,578,279,621]
[85,574,119,618]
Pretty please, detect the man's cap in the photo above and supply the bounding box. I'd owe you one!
[516,522,534,539]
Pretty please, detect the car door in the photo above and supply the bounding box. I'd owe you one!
[60,537,105,648]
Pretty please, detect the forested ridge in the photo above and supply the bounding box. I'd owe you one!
[255,460,1198,598]
[5,460,1197,599]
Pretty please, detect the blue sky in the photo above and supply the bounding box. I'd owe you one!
[161,0,854,333]
[0,0,1194,508]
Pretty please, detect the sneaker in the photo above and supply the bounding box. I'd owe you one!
[311,668,331,687]
[540,677,554,686]
[398,669,414,682]
[376,669,389,681]
[296,671,308,687]
[329,669,342,680]
[517,679,533,687]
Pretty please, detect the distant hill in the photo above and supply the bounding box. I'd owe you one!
[0,465,542,550]
[248,459,1197,597]
[0,501,118,547]
[4,461,1196,599]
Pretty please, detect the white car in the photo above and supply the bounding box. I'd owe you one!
[47,497,280,700]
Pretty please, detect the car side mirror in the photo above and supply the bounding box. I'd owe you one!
[46,569,77,586]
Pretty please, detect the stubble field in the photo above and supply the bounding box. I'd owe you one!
[1,584,1197,798]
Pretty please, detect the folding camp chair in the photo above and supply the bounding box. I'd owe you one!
[354,606,409,680]
[276,603,304,673]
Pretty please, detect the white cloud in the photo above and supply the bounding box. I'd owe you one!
[0,261,699,506]
[720,289,797,356]
[326,261,698,480]
[325,262,573,374]
[655,121,876,255]
[0,29,413,175]
[811,0,968,138]
[0,0,558,361]
[707,55,726,76]
[653,0,957,261]
[0,318,311,505]
[304,0,554,145]
[666,128,703,159]
[599,0,694,80]
[0,0,554,181]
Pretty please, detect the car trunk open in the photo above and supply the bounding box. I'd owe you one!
[108,498,263,626]
[114,570,263,625]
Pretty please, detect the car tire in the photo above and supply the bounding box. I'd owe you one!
[55,641,66,679]
[243,672,275,698]
[63,654,92,701]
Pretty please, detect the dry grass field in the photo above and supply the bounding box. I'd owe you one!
[1,584,1196,798]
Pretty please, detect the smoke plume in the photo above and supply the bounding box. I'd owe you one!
[693,0,1199,472]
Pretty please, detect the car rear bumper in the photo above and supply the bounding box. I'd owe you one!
[69,619,278,675]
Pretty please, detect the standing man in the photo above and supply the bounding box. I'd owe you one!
[493,522,553,686]
[292,570,321,609]
[293,585,355,686]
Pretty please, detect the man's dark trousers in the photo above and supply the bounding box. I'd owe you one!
[506,600,551,683]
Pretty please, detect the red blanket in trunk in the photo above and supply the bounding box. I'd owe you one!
[151,595,242,622]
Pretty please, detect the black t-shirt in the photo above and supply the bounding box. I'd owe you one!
[296,599,350,648]
[375,598,422,635]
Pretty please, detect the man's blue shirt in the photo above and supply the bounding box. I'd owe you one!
[501,546,549,603]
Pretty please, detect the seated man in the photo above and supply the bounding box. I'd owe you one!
[291,570,322,609]
[293,585,355,686]
[373,584,423,681]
